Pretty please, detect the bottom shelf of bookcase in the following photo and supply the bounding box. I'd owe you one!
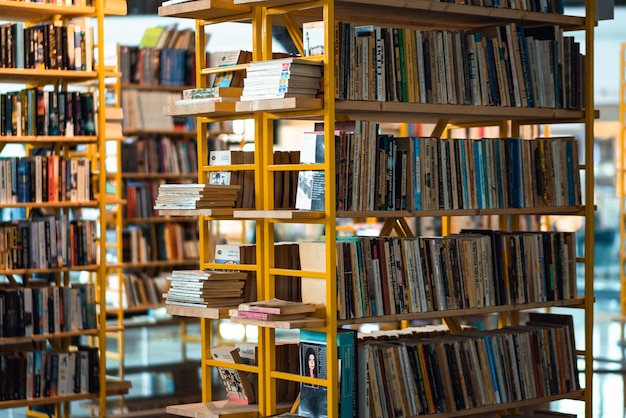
[166,400,293,418]
[422,390,586,418]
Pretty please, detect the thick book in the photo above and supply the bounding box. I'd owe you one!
[211,345,256,404]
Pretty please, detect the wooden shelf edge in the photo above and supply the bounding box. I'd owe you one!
[337,297,587,325]
[230,315,326,329]
[158,0,252,20]
[156,208,235,217]
[165,400,260,418]
[165,400,293,418]
[167,304,234,319]
[232,209,325,219]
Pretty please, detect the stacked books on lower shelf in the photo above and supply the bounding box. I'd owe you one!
[229,298,318,322]
[162,269,247,308]
[153,183,240,210]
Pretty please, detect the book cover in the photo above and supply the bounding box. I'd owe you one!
[298,329,357,418]
[296,132,325,211]
[211,345,256,404]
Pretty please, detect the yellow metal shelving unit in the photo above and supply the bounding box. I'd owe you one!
[0,2,126,417]
[158,0,595,417]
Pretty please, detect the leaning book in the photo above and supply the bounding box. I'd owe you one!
[211,345,256,404]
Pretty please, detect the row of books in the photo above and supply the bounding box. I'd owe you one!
[208,149,301,209]
[0,283,97,338]
[412,135,582,210]
[0,217,97,270]
[334,22,583,109]
[121,89,182,132]
[0,18,93,71]
[0,347,99,401]
[301,229,577,320]
[121,136,197,176]
[124,180,158,219]
[105,271,169,309]
[1,89,96,137]
[119,46,196,87]
[215,242,302,304]
[120,222,199,263]
[163,269,247,308]
[359,314,579,415]
[1,155,91,204]
[298,121,581,211]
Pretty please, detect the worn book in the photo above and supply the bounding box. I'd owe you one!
[211,345,256,404]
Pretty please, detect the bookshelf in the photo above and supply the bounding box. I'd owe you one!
[0,1,126,417]
[103,37,205,414]
[159,0,595,417]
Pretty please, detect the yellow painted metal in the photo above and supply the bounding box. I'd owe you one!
[616,42,626,316]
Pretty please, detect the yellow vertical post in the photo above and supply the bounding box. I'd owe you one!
[322,1,339,416]
[617,41,626,411]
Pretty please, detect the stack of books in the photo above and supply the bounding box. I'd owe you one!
[240,57,323,102]
[163,269,248,308]
[230,298,318,321]
[153,183,240,210]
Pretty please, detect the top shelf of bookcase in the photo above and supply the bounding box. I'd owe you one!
[0,2,96,22]
[161,0,585,31]
[158,0,252,20]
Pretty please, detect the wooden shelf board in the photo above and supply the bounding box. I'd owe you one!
[0,68,97,84]
[0,393,95,409]
[156,208,235,217]
[0,3,94,21]
[0,328,99,344]
[236,0,585,30]
[112,260,199,269]
[0,135,97,144]
[106,377,132,396]
[120,83,193,92]
[338,297,587,325]
[335,100,586,125]
[165,400,259,418]
[122,172,198,180]
[165,400,292,418]
[230,315,325,329]
[158,0,252,20]
[125,216,198,224]
[123,129,197,137]
[164,102,237,117]
[0,264,99,275]
[166,304,233,319]
[232,209,325,219]
[236,97,323,112]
